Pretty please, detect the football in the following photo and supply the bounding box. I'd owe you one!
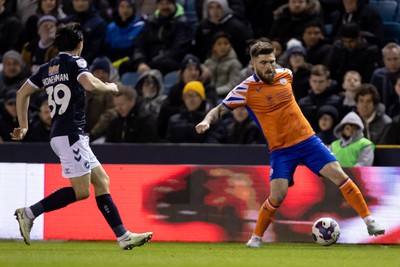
[311,217,340,246]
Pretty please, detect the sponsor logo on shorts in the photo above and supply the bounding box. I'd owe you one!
[73,148,81,162]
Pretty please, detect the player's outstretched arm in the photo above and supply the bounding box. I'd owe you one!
[78,72,118,95]
[196,104,229,134]
[10,81,36,141]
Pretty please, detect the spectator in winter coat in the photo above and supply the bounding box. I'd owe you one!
[166,81,224,143]
[355,83,392,144]
[269,0,322,45]
[103,0,145,63]
[204,31,242,98]
[316,104,339,145]
[59,0,107,64]
[193,0,253,66]
[106,84,159,143]
[370,43,400,111]
[298,64,341,130]
[120,0,193,75]
[330,111,374,167]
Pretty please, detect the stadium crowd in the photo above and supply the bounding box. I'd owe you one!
[1,0,400,153]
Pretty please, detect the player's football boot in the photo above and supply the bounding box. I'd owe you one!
[119,232,153,250]
[14,208,34,245]
[367,220,385,236]
[246,234,262,248]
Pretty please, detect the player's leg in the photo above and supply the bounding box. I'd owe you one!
[247,147,297,248]
[15,135,92,245]
[247,178,288,248]
[14,173,89,245]
[90,165,153,250]
[319,161,385,236]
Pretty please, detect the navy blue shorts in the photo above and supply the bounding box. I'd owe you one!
[269,135,337,186]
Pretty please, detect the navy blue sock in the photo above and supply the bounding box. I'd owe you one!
[30,187,76,217]
[96,194,127,238]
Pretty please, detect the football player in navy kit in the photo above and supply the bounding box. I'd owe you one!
[11,22,153,250]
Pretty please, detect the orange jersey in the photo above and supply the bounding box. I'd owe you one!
[222,68,314,152]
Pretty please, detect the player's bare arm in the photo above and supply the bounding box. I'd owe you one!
[196,104,229,134]
[10,81,36,141]
[78,72,118,95]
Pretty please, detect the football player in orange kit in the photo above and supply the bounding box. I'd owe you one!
[195,41,385,248]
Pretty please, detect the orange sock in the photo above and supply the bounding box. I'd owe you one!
[339,177,371,219]
[254,197,280,237]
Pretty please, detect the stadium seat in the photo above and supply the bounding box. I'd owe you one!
[383,21,400,43]
[120,72,140,87]
[368,0,399,22]
[163,70,179,95]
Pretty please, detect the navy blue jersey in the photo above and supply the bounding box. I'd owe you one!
[28,52,89,138]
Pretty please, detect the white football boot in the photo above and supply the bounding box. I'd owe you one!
[246,234,262,248]
[14,208,34,245]
[119,232,153,250]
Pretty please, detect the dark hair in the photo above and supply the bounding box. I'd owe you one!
[341,23,360,39]
[54,22,84,51]
[212,31,232,45]
[303,19,326,35]
[249,41,275,58]
[37,0,61,16]
[355,83,380,106]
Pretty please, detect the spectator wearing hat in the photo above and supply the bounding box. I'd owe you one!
[329,111,374,167]
[0,89,20,143]
[158,53,217,140]
[85,56,119,142]
[328,23,382,84]
[22,0,66,46]
[21,15,59,75]
[106,84,159,143]
[282,38,313,101]
[0,0,23,59]
[0,50,28,101]
[59,0,107,64]
[193,0,253,67]
[166,80,225,143]
[316,104,339,145]
[103,0,145,64]
[298,64,341,131]
[135,69,167,118]
[204,31,242,99]
[119,0,193,76]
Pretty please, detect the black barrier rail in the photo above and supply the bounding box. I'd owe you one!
[0,143,399,166]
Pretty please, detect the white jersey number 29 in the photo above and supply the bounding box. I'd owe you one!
[46,84,72,118]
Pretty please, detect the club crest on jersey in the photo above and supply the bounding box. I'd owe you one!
[280,78,287,85]
[84,161,90,170]
[76,58,87,68]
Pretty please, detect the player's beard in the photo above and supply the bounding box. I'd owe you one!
[257,69,275,84]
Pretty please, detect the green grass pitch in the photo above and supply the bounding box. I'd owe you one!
[0,240,399,267]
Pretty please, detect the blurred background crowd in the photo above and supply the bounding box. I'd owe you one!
[1,0,400,162]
